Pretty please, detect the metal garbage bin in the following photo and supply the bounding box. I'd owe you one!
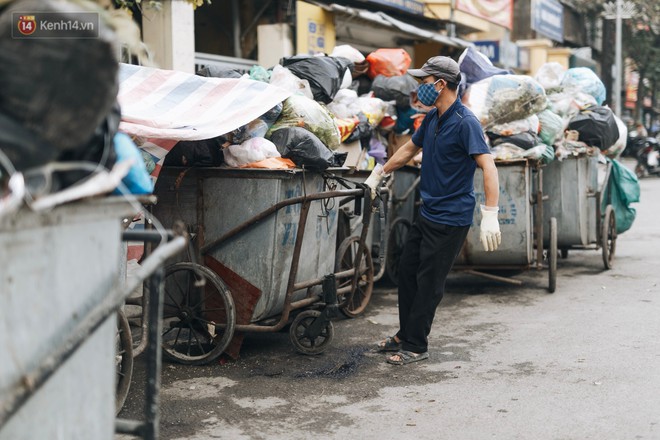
[542,153,617,268]
[453,159,557,292]
[0,198,135,440]
[154,168,339,322]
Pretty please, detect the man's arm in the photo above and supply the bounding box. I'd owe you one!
[383,140,421,175]
[474,153,501,251]
[474,153,499,207]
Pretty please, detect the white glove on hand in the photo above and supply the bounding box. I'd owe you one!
[479,205,501,252]
[364,164,388,199]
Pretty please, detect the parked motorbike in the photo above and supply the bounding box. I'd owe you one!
[634,136,660,178]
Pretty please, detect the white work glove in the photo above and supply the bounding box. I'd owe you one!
[479,204,501,252]
[364,164,388,199]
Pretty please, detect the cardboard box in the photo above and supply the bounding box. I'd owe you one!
[336,141,366,170]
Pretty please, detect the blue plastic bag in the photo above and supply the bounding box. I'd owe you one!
[458,46,509,86]
[561,68,606,106]
[112,132,153,195]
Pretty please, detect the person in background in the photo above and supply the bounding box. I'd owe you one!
[364,56,501,365]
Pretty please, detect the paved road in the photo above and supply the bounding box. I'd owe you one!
[119,162,660,440]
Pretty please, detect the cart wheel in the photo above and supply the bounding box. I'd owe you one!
[115,310,133,415]
[161,262,236,365]
[548,217,558,293]
[385,218,411,286]
[289,310,334,355]
[560,248,569,259]
[335,236,374,318]
[602,205,617,269]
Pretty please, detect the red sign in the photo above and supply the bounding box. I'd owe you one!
[17,15,36,36]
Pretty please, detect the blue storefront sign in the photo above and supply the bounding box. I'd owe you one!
[531,0,564,42]
[474,40,500,64]
[364,0,425,16]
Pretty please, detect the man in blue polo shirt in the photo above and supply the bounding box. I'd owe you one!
[365,56,501,365]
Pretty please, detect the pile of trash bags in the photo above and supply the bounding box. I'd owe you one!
[191,45,424,171]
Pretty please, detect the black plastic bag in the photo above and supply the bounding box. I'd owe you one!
[345,113,373,144]
[568,106,620,151]
[281,55,353,104]
[489,130,539,150]
[371,75,418,108]
[163,137,225,167]
[196,66,243,79]
[268,127,333,170]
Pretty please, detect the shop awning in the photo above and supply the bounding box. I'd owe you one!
[327,3,473,49]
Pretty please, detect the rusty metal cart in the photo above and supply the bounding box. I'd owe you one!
[151,167,374,363]
[452,158,558,293]
[542,153,617,269]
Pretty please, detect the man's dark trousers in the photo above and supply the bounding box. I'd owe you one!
[395,214,470,353]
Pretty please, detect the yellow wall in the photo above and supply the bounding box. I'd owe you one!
[296,1,336,55]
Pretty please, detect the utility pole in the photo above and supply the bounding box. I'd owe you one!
[614,0,622,116]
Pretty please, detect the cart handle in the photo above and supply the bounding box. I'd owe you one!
[200,188,365,256]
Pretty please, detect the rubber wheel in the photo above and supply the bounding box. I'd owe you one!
[161,262,236,365]
[635,163,646,179]
[115,310,133,415]
[289,310,334,355]
[548,217,557,293]
[602,205,617,269]
[335,236,374,318]
[560,248,569,259]
[385,218,411,286]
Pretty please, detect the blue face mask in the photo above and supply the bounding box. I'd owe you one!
[417,79,442,107]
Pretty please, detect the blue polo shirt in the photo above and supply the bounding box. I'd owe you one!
[411,98,491,226]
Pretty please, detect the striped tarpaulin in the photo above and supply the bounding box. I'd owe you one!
[117,63,291,179]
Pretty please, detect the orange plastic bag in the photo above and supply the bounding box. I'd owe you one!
[240,157,296,170]
[366,48,412,79]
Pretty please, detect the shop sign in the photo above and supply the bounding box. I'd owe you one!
[455,0,513,29]
[531,0,564,42]
[364,0,425,16]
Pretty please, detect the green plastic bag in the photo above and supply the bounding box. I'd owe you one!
[537,109,563,146]
[602,158,640,234]
[267,95,341,150]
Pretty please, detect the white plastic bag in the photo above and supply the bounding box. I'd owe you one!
[331,45,365,63]
[535,62,566,91]
[603,114,628,159]
[269,65,314,100]
[465,77,493,123]
[489,115,539,136]
[223,137,281,167]
[483,75,548,126]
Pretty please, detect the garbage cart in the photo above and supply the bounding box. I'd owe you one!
[152,167,374,362]
[0,198,186,440]
[452,159,558,293]
[542,153,616,269]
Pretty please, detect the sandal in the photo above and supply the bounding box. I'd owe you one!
[386,350,429,365]
[376,336,402,352]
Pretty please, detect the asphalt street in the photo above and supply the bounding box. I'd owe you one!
[118,161,660,440]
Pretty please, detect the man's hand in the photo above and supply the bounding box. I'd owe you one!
[479,205,501,251]
[364,164,388,199]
